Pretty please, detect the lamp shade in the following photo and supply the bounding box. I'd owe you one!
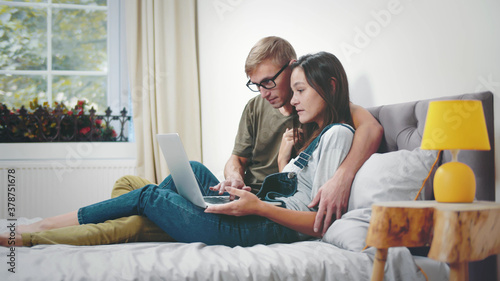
[421,100,490,151]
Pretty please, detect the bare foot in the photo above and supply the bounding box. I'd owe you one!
[0,231,23,247]
[17,211,79,234]
[15,221,47,234]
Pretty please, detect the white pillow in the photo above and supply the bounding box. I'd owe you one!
[322,147,437,250]
[322,208,371,251]
[347,147,437,211]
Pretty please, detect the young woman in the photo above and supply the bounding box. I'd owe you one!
[1,52,355,247]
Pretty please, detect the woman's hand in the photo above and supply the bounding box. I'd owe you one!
[205,187,264,216]
[278,128,302,171]
[207,187,321,238]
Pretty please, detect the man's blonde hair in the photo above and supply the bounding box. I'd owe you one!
[245,36,297,76]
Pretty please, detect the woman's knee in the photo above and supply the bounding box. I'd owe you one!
[112,175,153,198]
[189,161,204,170]
[189,161,220,193]
[189,161,213,175]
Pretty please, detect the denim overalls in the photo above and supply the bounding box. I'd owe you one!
[256,123,354,206]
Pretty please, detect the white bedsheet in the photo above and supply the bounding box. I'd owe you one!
[0,218,447,281]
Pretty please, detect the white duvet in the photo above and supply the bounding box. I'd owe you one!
[0,217,447,281]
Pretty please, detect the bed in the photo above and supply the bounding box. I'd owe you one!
[0,91,495,281]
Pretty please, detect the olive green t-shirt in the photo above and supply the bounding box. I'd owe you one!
[232,96,295,192]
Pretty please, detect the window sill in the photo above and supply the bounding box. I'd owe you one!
[0,142,136,161]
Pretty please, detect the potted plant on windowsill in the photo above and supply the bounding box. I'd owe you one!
[0,98,130,143]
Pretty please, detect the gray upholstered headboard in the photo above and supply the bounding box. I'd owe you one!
[367,91,496,281]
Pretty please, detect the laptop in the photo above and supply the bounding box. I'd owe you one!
[157,134,282,209]
[156,133,232,208]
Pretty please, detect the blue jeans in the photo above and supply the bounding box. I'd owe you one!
[78,161,301,247]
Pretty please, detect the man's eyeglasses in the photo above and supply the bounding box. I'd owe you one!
[246,63,289,92]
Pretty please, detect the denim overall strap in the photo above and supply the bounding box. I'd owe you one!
[293,123,354,169]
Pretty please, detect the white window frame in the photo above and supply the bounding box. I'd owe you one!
[0,0,134,160]
[0,0,127,113]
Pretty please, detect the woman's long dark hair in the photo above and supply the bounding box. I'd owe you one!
[290,52,353,152]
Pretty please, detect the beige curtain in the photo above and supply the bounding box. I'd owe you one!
[125,0,201,183]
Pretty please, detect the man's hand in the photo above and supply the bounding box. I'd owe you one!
[220,154,251,199]
[211,178,251,200]
[308,168,354,235]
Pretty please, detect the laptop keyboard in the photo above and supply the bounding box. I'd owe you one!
[203,196,232,204]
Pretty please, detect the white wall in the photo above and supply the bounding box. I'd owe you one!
[197,0,500,200]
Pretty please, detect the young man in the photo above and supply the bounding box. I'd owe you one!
[16,37,382,246]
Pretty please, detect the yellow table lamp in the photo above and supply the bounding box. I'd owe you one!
[421,100,490,203]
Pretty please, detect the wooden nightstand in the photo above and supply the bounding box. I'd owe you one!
[366,200,500,281]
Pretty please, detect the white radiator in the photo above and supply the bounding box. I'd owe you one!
[0,160,136,219]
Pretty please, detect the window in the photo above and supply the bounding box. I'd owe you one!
[0,0,128,115]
